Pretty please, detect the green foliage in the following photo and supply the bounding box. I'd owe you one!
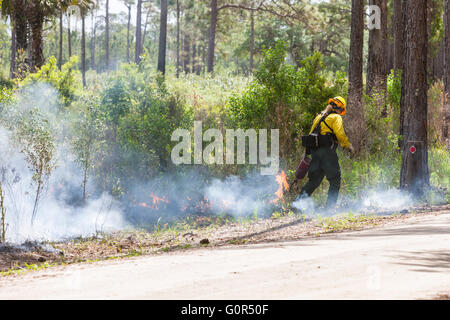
[0,73,14,89]
[20,56,80,107]
[386,70,402,110]
[15,109,56,182]
[70,91,107,201]
[228,42,346,162]
[429,147,450,191]
[14,108,56,222]
[0,86,13,104]
[73,64,193,190]
[427,80,445,146]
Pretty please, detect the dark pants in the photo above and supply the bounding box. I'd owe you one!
[299,146,341,208]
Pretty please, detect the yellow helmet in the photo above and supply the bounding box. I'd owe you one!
[328,96,347,116]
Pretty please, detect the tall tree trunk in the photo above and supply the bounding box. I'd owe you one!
[91,11,96,70]
[207,0,218,73]
[195,45,203,76]
[427,0,433,83]
[157,0,168,74]
[249,9,254,74]
[393,0,403,73]
[399,0,408,142]
[81,14,86,87]
[10,28,16,79]
[58,9,63,70]
[176,0,180,78]
[126,4,131,63]
[400,0,429,197]
[135,0,142,63]
[105,0,110,69]
[346,0,365,154]
[202,44,206,74]
[192,42,197,75]
[183,32,191,74]
[67,13,72,58]
[444,0,450,148]
[366,0,388,97]
[26,23,31,67]
[13,0,28,52]
[27,7,45,70]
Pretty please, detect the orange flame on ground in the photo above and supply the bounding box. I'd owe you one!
[135,193,170,210]
[149,192,169,210]
[138,202,153,209]
[180,196,213,213]
[270,171,289,204]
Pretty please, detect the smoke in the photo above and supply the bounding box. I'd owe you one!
[0,83,283,243]
[292,187,416,217]
[204,174,278,217]
[0,83,126,243]
[0,82,430,244]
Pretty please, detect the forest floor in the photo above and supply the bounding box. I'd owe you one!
[1,204,449,276]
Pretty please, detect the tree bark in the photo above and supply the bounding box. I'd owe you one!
[176,0,180,78]
[13,0,27,53]
[157,0,168,74]
[399,0,408,142]
[444,0,450,148]
[207,0,218,73]
[135,0,142,63]
[126,3,131,63]
[400,0,429,196]
[345,0,365,154]
[393,0,403,73]
[27,8,45,69]
[366,0,388,97]
[58,9,63,70]
[91,11,96,70]
[183,32,191,74]
[81,14,86,87]
[192,43,197,75]
[105,0,110,69]
[10,28,16,78]
[67,12,72,58]
[196,45,202,75]
[250,9,255,74]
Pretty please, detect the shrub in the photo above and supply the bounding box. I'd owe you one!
[19,56,80,107]
[228,41,346,164]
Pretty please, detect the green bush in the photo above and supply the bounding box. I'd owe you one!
[74,64,193,192]
[19,56,80,107]
[228,41,347,163]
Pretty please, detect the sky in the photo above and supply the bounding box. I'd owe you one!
[110,0,131,16]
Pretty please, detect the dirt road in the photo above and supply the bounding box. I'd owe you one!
[0,211,449,300]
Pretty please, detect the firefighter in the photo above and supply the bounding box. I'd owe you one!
[297,96,354,209]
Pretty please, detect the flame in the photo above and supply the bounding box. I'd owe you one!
[198,196,212,212]
[270,170,289,204]
[134,193,169,210]
[149,192,169,210]
[138,202,153,209]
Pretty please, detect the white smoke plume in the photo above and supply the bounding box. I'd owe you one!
[292,187,415,217]
[0,83,424,244]
[0,84,126,243]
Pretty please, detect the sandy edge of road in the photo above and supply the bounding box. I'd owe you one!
[0,210,449,300]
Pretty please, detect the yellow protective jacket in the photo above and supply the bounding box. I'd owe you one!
[309,112,350,148]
